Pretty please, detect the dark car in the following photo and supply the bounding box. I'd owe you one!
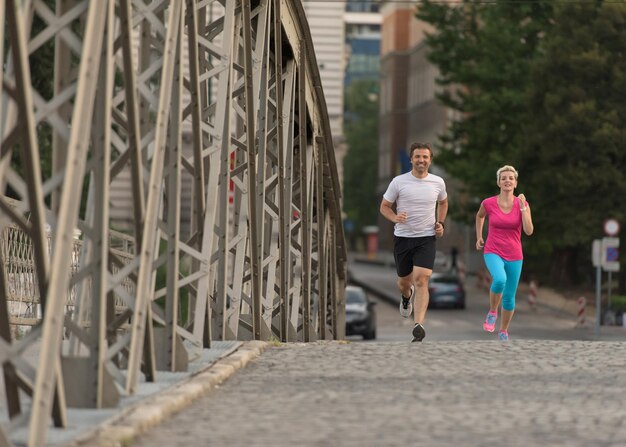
[428,272,466,309]
[345,285,377,340]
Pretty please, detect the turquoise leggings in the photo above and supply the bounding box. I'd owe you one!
[483,254,523,311]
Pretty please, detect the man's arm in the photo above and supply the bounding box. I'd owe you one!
[380,198,406,224]
[437,197,448,224]
[434,197,448,237]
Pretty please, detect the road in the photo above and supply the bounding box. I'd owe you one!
[347,260,599,343]
[127,260,626,447]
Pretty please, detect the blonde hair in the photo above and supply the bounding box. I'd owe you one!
[496,165,518,183]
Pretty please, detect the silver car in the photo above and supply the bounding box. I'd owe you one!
[345,285,377,340]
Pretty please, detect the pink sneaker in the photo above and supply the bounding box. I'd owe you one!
[483,311,497,332]
[498,330,509,341]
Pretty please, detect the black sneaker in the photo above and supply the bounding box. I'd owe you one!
[399,285,414,318]
[411,323,425,342]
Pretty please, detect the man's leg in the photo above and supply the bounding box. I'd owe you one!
[412,266,432,324]
[397,274,413,299]
[394,237,415,318]
[397,273,414,318]
[409,237,436,342]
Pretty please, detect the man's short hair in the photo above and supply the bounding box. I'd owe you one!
[409,142,433,158]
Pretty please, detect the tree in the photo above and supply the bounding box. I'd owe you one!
[416,0,554,222]
[415,0,626,286]
[342,79,379,244]
[522,1,626,286]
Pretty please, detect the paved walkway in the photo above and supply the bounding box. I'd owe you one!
[17,255,624,446]
[131,340,626,447]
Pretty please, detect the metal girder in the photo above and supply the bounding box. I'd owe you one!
[0,0,346,444]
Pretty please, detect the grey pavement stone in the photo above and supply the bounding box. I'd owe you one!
[62,341,269,447]
[2,341,253,447]
[131,340,626,447]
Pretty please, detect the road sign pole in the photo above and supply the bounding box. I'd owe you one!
[595,264,601,335]
[606,270,613,310]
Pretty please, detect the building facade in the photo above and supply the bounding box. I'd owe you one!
[302,0,381,211]
[344,1,381,87]
[302,0,346,147]
[377,2,455,252]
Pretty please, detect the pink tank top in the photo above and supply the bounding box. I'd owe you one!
[482,196,524,261]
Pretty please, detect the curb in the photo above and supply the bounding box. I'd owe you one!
[65,341,269,447]
[348,269,397,307]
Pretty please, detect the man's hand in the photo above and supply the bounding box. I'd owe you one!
[395,212,407,224]
[435,221,444,238]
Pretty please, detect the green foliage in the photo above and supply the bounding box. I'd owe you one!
[417,0,626,285]
[523,2,626,243]
[342,79,380,235]
[6,4,55,190]
[417,0,554,223]
[612,295,626,313]
[520,2,626,283]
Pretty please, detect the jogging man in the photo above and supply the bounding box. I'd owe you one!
[379,142,448,342]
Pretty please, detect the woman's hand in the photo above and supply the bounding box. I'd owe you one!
[518,194,528,210]
[476,237,484,251]
[518,193,534,235]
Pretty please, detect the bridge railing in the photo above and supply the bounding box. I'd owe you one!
[0,0,346,445]
[0,199,133,330]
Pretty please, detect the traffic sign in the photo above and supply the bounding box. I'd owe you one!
[601,237,620,272]
[604,219,620,237]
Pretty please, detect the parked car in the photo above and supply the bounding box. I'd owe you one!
[428,272,466,309]
[345,285,377,340]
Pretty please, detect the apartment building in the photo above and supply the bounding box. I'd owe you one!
[344,1,381,87]
[378,2,458,252]
[302,0,381,194]
[302,1,346,147]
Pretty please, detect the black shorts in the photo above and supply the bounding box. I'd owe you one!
[393,235,437,277]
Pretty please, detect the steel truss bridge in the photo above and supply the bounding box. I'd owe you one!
[0,0,347,445]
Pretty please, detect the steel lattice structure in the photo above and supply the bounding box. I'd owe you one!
[0,0,347,445]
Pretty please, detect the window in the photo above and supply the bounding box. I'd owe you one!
[346,0,379,13]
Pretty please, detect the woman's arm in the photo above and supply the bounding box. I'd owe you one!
[475,203,486,250]
[518,194,534,236]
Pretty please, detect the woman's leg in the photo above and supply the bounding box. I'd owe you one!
[499,260,523,332]
[483,254,506,313]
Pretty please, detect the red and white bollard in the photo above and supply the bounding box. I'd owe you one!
[527,280,538,311]
[576,296,587,327]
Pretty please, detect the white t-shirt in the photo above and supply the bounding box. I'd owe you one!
[383,172,447,237]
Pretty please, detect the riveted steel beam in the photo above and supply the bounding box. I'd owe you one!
[0,0,346,444]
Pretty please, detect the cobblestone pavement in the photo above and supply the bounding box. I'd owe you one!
[132,340,626,447]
